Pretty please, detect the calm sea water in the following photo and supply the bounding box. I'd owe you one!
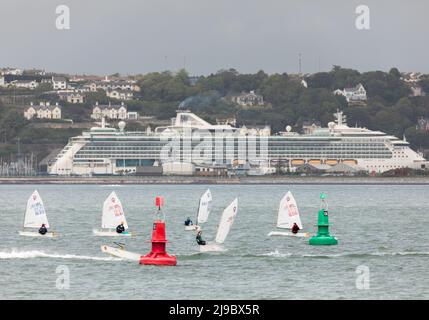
[0,184,428,300]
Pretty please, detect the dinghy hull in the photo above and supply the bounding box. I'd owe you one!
[93,229,134,237]
[199,243,226,252]
[19,231,57,238]
[184,225,197,231]
[267,231,310,238]
[100,245,141,261]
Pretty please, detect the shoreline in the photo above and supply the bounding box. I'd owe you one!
[1,176,429,185]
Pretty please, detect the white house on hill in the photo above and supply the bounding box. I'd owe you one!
[52,76,67,90]
[11,80,39,90]
[24,102,62,120]
[231,90,264,107]
[333,83,367,104]
[91,101,127,120]
[59,92,85,104]
[106,89,134,101]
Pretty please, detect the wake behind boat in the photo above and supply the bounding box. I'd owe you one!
[19,190,57,238]
[184,189,212,231]
[267,191,309,238]
[199,198,238,252]
[93,191,134,237]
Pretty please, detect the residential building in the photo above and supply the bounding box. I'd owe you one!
[230,90,264,107]
[410,85,425,97]
[23,69,45,76]
[106,89,134,100]
[91,101,127,120]
[401,72,423,84]
[0,67,23,75]
[52,76,67,90]
[11,80,39,90]
[127,112,139,120]
[417,118,429,132]
[24,102,62,120]
[59,92,85,104]
[333,83,367,104]
[89,80,139,92]
[399,73,426,97]
[302,120,322,134]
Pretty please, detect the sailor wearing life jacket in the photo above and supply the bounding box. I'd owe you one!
[116,223,125,234]
[196,230,206,245]
[184,217,193,226]
[291,222,300,234]
[38,224,47,235]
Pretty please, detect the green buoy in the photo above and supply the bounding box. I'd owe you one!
[309,193,338,245]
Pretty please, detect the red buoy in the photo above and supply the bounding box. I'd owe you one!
[139,197,177,266]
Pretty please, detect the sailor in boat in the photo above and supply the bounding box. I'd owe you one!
[116,222,125,234]
[291,222,300,234]
[38,224,48,235]
[184,217,193,227]
[196,230,206,246]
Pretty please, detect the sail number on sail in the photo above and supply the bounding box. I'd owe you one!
[32,203,45,216]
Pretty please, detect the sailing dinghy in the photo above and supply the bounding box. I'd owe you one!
[101,243,141,261]
[185,189,212,231]
[93,191,134,237]
[199,198,238,252]
[19,190,57,238]
[267,191,310,238]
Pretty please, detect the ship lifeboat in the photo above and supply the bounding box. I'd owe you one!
[291,159,305,166]
[342,159,357,165]
[325,159,339,165]
[308,159,322,165]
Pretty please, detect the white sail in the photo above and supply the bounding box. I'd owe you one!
[215,198,238,244]
[101,191,128,229]
[24,190,49,229]
[277,191,303,229]
[197,189,212,224]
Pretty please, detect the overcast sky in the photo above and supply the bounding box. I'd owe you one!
[1,0,428,75]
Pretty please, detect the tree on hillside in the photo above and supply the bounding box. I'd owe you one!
[85,90,109,107]
[419,76,429,94]
[404,127,429,149]
[344,107,372,128]
[137,71,194,101]
[258,73,290,106]
[0,109,28,142]
[330,66,361,90]
[389,67,401,79]
[359,71,410,104]
[306,72,333,89]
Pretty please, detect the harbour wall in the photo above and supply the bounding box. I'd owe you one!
[1,176,429,185]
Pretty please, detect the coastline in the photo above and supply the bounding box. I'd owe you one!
[1,176,429,185]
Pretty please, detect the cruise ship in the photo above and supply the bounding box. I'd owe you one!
[48,110,427,175]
